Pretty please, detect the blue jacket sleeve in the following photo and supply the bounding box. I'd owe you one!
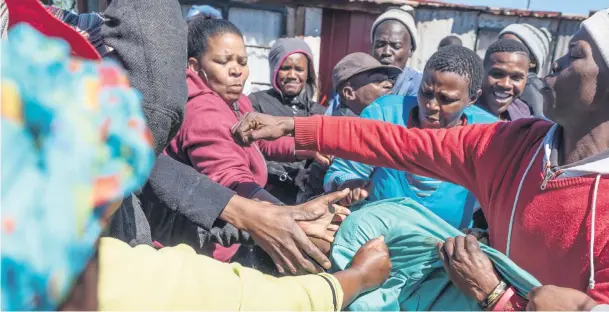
[323,157,374,192]
[324,104,394,192]
[322,103,392,192]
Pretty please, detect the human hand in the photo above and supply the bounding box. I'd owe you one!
[309,236,333,256]
[314,153,333,167]
[295,189,351,242]
[223,191,349,275]
[350,236,392,292]
[437,235,501,302]
[231,112,295,146]
[461,228,490,245]
[527,285,598,311]
[241,202,330,275]
[338,179,372,207]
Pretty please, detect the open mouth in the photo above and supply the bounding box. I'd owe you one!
[493,91,513,103]
[425,116,440,124]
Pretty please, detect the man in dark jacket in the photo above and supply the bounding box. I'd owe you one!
[499,23,551,118]
[101,0,345,275]
[249,38,327,204]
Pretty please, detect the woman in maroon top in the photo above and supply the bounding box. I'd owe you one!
[165,17,311,203]
[164,17,314,262]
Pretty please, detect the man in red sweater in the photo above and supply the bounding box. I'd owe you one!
[232,9,609,310]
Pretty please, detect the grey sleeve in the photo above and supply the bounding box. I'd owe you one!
[101,0,187,155]
[141,155,253,247]
[143,154,235,231]
[520,76,546,118]
[248,93,263,113]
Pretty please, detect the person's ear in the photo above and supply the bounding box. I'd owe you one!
[469,89,482,106]
[187,57,201,73]
[407,47,414,59]
[342,85,356,101]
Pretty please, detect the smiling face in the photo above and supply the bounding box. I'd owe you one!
[372,20,413,69]
[480,52,529,116]
[276,53,309,97]
[543,29,609,126]
[417,70,477,129]
[499,33,538,71]
[189,32,249,103]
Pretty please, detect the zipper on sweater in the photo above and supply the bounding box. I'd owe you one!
[540,161,562,190]
[232,102,241,118]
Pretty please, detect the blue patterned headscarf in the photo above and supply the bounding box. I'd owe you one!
[0,24,154,310]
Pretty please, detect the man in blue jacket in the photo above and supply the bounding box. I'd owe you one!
[324,45,498,229]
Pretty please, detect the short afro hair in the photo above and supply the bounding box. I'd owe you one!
[187,16,243,59]
[423,45,483,97]
[438,35,463,48]
[484,38,530,67]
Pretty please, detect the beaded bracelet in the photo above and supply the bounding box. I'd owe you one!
[480,280,508,309]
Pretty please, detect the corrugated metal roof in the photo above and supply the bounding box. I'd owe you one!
[348,0,587,20]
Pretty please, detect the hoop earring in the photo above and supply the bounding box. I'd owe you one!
[199,69,209,82]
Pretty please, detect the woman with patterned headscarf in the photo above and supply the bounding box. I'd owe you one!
[1,10,391,312]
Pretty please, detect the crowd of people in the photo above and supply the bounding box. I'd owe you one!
[2,0,609,311]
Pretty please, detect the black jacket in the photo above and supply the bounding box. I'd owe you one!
[104,0,250,249]
[248,38,327,204]
[249,89,325,204]
[520,73,545,118]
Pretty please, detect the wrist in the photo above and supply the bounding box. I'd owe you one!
[348,265,374,292]
[475,275,502,303]
[280,117,295,136]
[220,195,263,230]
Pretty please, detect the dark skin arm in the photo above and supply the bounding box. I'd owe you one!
[221,190,351,275]
[437,235,501,303]
[59,248,99,311]
[332,236,392,308]
[527,285,598,311]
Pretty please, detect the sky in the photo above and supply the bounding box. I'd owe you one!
[439,0,606,15]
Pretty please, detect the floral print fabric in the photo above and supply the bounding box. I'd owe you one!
[1,24,154,310]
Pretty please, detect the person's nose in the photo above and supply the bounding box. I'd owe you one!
[229,66,241,78]
[381,80,393,91]
[286,69,297,79]
[381,44,392,55]
[496,76,512,90]
[426,97,440,112]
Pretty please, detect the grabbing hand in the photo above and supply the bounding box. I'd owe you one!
[295,189,351,243]
[350,236,392,292]
[243,203,330,275]
[231,112,295,146]
[460,228,490,245]
[314,153,333,168]
[437,235,501,302]
[338,179,372,207]
[527,285,598,311]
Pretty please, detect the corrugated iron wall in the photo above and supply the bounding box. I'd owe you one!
[178,1,581,102]
[318,9,377,103]
[319,7,581,101]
